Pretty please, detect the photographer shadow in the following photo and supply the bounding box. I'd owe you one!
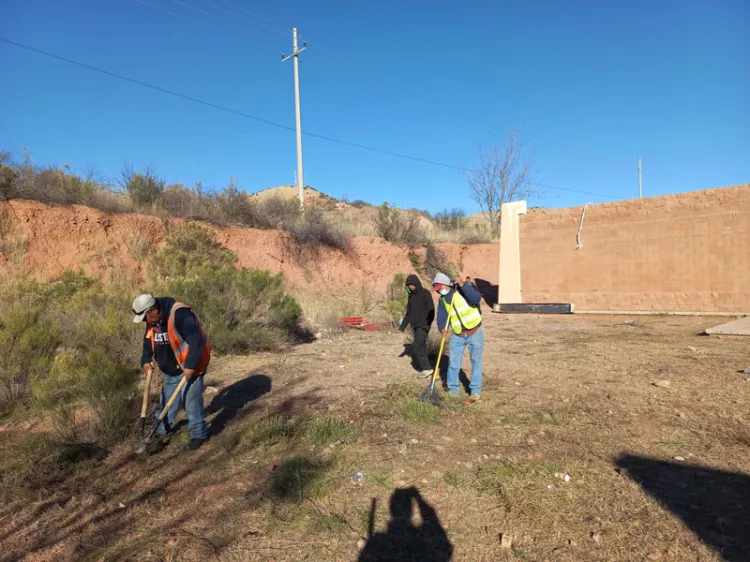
[358,487,453,562]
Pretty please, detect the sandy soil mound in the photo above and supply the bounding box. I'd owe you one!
[0,201,499,291]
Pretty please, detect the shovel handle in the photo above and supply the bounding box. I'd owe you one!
[145,375,188,441]
[140,365,154,418]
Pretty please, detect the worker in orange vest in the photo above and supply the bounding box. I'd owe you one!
[133,294,211,451]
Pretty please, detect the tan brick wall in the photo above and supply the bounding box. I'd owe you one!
[518,184,750,312]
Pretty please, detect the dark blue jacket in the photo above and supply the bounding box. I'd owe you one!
[436,283,483,332]
[139,297,207,376]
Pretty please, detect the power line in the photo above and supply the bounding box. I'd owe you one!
[134,0,280,53]
[0,37,609,199]
[163,0,288,48]
[190,0,289,39]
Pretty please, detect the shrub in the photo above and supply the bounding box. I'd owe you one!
[374,203,427,245]
[0,304,62,414]
[0,152,20,200]
[284,208,352,260]
[151,222,236,279]
[423,243,457,280]
[164,266,302,352]
[433,208,467,230]
[151,223,303,351]
[1,270,141,444]
[385,273,409,324]
[121,166,165,208]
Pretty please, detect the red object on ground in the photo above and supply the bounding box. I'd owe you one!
[339,317,395,331]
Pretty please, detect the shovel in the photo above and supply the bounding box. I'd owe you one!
[135,375,187,454]
[418,293,456,406]
[138,362,155,448]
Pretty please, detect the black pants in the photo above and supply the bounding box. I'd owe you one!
[412,327,432,371]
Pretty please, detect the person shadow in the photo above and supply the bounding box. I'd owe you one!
[615,453,750,562]
[358,487,453,562]
[205,373,272,437]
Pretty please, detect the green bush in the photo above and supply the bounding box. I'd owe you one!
[163,266,301,352]
[1,270,141,445]
[151,221,236,279]
[151,223,303,352]
[0,305,62,414]
[121,166,165,208]
[385,273,409,324]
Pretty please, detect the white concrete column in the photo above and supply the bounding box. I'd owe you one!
[498,200,528,304]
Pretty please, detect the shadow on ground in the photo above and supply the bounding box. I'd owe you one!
[400,344,470,394]
[206,373,272,436]
[616,453,750,562]
[359,487,453,562]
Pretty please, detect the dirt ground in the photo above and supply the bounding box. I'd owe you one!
[2,312,750,562]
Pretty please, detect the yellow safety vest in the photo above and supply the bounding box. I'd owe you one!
[442,291,482,335]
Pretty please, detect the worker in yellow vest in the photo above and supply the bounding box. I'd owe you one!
[432,272,484,405]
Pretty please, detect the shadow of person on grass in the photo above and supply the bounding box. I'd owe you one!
[359,487,453,562]
[206,373,272,437]
[616,453,750,562]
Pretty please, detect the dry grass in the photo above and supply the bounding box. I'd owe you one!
[2,312,750,561]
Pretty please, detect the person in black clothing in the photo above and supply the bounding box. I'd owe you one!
[399,274,435,377]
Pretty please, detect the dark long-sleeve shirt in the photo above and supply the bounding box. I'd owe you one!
[400,274,435,331]
[139,297,206,375]
[436,282,482,331]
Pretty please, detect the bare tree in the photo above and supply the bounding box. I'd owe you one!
[467,134,535,232]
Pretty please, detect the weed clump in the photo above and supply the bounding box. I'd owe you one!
[400,399,441,425]
[269,455,335,502]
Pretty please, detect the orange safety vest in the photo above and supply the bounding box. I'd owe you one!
[146,302,211,374]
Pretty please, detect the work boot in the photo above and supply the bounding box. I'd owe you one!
[419,369,433,378]
[185,437,207,451]
[742,367,750,374]
[463,394,481,406]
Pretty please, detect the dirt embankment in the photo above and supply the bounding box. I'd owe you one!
[0,201,499,290]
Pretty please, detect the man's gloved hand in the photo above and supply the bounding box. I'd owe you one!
[399,320,407,333]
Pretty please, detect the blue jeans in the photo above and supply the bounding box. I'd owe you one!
[447,326,484,396]
[154,373,208,439]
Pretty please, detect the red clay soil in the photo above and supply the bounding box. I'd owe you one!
[0,201,499,290]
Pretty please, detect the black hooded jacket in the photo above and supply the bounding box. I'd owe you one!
[139,297,207,376]
[399,274,435,332]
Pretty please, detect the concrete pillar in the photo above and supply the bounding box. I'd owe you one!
[498,200,528,304]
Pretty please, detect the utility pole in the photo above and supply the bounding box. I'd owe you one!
[638,157,642,198]
[282,28,307,210]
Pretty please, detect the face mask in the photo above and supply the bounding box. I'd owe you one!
[439,288,450,296]
[405,286,413,294]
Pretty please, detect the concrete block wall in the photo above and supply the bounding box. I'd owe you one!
[518,184,750,312]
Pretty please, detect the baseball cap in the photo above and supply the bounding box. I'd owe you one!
[132,294,156,323]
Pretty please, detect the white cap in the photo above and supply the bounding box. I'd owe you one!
[132,294,156,323]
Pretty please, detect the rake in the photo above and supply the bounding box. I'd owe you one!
[418,293,456,406]
[135,375,187,454]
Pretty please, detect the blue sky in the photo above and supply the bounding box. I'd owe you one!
[1,0,748,213]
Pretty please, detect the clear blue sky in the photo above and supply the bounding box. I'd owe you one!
[1,0,748,212]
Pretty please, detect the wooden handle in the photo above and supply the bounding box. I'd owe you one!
[140,367,154,418]
[431,295,457,383]
[156,376,188,422]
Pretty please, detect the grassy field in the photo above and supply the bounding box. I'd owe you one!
[2,312,749,561]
